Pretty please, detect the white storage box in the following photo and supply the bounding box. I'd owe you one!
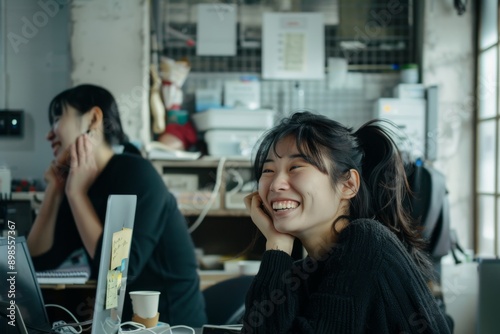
[171,190,221,211]
[225,192,251,210]
[204,129,266,157]
[224,81,261,109]
[374,98,426,158]
[393,84,425,99]
[161,174,198,192]
[192,109,274,131]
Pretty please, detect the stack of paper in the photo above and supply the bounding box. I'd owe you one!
[36,266,90,284]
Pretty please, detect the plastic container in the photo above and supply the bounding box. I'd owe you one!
[393,84,425,99]
[400,64,419,84]
[238,260,261,275]
[192,109,274,131]
[204,129,266,157]
[167,110,188,125]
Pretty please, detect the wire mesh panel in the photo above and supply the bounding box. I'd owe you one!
[159,0,413,126]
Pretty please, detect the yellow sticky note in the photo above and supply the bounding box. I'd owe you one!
[111,228,133,270]
[105,270,120,309]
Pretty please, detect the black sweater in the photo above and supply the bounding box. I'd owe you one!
[32,153,207,327]
[242,219,451,333]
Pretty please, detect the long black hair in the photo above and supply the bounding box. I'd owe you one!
[48,84,129,146]
[253,111,431,276]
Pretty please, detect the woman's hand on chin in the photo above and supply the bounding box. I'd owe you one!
[44,148,71,192]
[244,191,295,255]
[65,134,99,198]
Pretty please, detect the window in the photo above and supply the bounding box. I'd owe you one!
[477,0,499,257]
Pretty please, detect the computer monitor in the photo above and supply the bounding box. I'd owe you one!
[0,301,29,334]
[91,194,137,334]
[0,236,52,333]
[0,194,137,334]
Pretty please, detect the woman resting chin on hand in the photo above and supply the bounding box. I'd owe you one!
[27,84,207,327]
[241,111,452,334]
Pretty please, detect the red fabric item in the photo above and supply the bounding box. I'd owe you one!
[164,121,197,149]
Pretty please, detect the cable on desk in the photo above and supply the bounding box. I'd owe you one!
[45,303,84,333]
[119,321,157,333]
[188,157,226,234]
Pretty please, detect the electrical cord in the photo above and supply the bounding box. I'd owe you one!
[118,321,194,334]
[45,303,83,333]
[188,157,226,234]
[119,321,157,333]
[225,168,244,195]
[170,325,195,334]
[53,319,93,331]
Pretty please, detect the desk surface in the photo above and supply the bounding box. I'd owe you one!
[40,272,241,291]
[40,279,97,290]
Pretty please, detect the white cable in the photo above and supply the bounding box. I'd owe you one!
[226,168,244,195]
[118,321,155,333]
[188,157,226,234]
[170,325,195,334]
[45,303,83,333]
[118,321,177,334]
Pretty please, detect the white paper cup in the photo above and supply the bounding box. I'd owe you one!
[238,260,261,275]
[129,291,161,319]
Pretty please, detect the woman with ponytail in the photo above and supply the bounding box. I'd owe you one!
[27,84,207,327]
[243,111,451,333]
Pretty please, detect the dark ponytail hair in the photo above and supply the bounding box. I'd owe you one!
[48,84,129,146]
[253,111,431,277]
[353,120,431,277]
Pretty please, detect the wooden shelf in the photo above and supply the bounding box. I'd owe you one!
[151,157,253,215]
[150,157,264,263]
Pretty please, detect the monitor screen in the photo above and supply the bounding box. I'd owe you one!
[0,236,51,333]
[91,195,136,334]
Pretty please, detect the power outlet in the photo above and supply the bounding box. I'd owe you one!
[0,110,23,137]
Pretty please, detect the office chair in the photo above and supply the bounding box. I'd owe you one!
[202,275,255,325]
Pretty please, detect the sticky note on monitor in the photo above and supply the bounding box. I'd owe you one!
[111,228,132,270]
[106,270,120,309]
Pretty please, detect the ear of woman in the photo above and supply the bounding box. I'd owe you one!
[340,169,360,199]
[84,106,104,135]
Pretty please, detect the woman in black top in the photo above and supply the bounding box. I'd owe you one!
[27,84,206,327]
[243,111,451,333]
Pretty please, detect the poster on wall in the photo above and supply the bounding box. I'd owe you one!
[262,12,325,80]
[197,4,237,56]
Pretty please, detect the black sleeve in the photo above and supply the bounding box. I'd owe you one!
[91,156,175,282]
[243,250,317,334]
[31,198,83,271]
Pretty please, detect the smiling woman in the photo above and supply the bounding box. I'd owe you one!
[26,84,207,327]
[242,111,452,333]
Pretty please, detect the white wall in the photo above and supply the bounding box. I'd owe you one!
[0,0,70,180]
[0,0,150,181]
[422,1,476,333]
[422,0,475,250]
[70,0,150,145]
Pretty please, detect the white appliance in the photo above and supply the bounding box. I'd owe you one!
[191,108,274,132]
[192,108,275,158]
[374,98,426,159]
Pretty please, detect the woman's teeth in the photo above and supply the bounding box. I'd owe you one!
[272,201,299,211]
